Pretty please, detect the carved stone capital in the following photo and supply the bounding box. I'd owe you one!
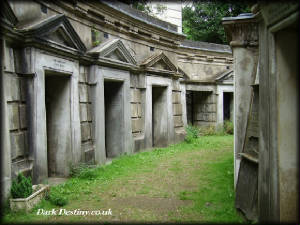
[222,14,258,47]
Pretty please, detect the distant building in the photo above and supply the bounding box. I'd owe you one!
[147,1,183,33]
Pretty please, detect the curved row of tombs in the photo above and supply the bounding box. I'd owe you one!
[1,1,233,191]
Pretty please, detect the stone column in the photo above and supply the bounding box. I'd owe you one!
[1,38,12,201]
[222,14,259,187]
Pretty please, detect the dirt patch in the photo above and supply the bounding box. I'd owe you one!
[109,196,193,213]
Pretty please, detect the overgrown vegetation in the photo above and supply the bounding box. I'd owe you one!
[70,163,98,180]
[3,135,243,223]
[46,187,68,207]
[185,122,234,139]
[224,120,234,134]
[185,124,199,142]
[183,1,251,44]
[11,173,33,199]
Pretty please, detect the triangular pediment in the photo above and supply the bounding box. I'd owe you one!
[151,59,171,70]
[88,39,136,64]
[105,48,128,62]
[215,69,234,83]
[19,14,86,52]
[42,26,77,49]
[0,1,18,26]
[178,67,190,80]
[141,52,177,73]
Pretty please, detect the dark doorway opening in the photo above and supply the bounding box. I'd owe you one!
[104,80,124,158]
[152,86,167,147]
[186,91,193,125]
[223,92,233,121]
[45,74,70,177]
[186,91,213,126]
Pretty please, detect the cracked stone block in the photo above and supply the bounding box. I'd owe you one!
[130,74,137,88]
[172,92,181,104]
[80,103,88,122]
[79,73,87,83]
[173,103,182,116]
[172,80,180,91]
[137,104,142,117]
[10,132,26,160]
[6,76,20,101]
[131,103,138,118]
[19,104,27,129]
[131,89,141,103]
[174,115,183,127]
[79,84,88,102]
[20,78,27,102]
[207,104,216,112]
[79,65,86,74]
[8,103,19,130]
[87,104,92,122]
[81,123,91,141]
[132,118,142,132]
[4,45,15,72]
[210,113,216,122]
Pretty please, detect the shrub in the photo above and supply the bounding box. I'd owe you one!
[46,187,68,206]
[224,120,234,134]
[11,173,33,199]
[185,125,199,143]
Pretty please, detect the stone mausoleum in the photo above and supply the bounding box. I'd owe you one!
[223,2,299,223]
[0,1,234,199]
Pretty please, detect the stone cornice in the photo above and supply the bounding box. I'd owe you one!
[222,14,258,47]
[0,0,18,26]
[40,0,185,49]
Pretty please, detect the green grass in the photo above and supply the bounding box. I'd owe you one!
[2,135,244,223]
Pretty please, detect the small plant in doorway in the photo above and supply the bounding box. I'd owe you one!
[224,120,234,134]
[185,124,199,143]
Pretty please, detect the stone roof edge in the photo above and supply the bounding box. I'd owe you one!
[179,42,232,54]
[100,0,186,38]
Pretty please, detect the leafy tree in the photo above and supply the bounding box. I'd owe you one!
[182,1,251,44]
[129,0,152,14]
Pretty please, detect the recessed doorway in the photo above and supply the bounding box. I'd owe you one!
[45,73,71,177]
[104,80,124,158]
[152,86,168,147]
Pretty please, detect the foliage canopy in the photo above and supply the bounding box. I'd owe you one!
[182,1,251,44]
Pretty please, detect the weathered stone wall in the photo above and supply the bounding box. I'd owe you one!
[177,42,233,81]
[172,79,185,142]
[192,92,216,127]
[4,44,31,179]
[78,65,94,163]
[1,1,234,198]
[172,80,183,128]
[131,88,143,137]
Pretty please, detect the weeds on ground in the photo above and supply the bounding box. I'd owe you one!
[3,135,242,223]
[46,186,68,206]
[224,120,234,134]
[69,162,98,180]
[185,125,199,143]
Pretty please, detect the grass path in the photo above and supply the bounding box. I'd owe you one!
[3,135,245,223]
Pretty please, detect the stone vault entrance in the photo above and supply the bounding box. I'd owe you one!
[45,73,71,177]
[186,91,215,126]
[152,86,168,147]
[223,92,233,121]
[104,80,124,158]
